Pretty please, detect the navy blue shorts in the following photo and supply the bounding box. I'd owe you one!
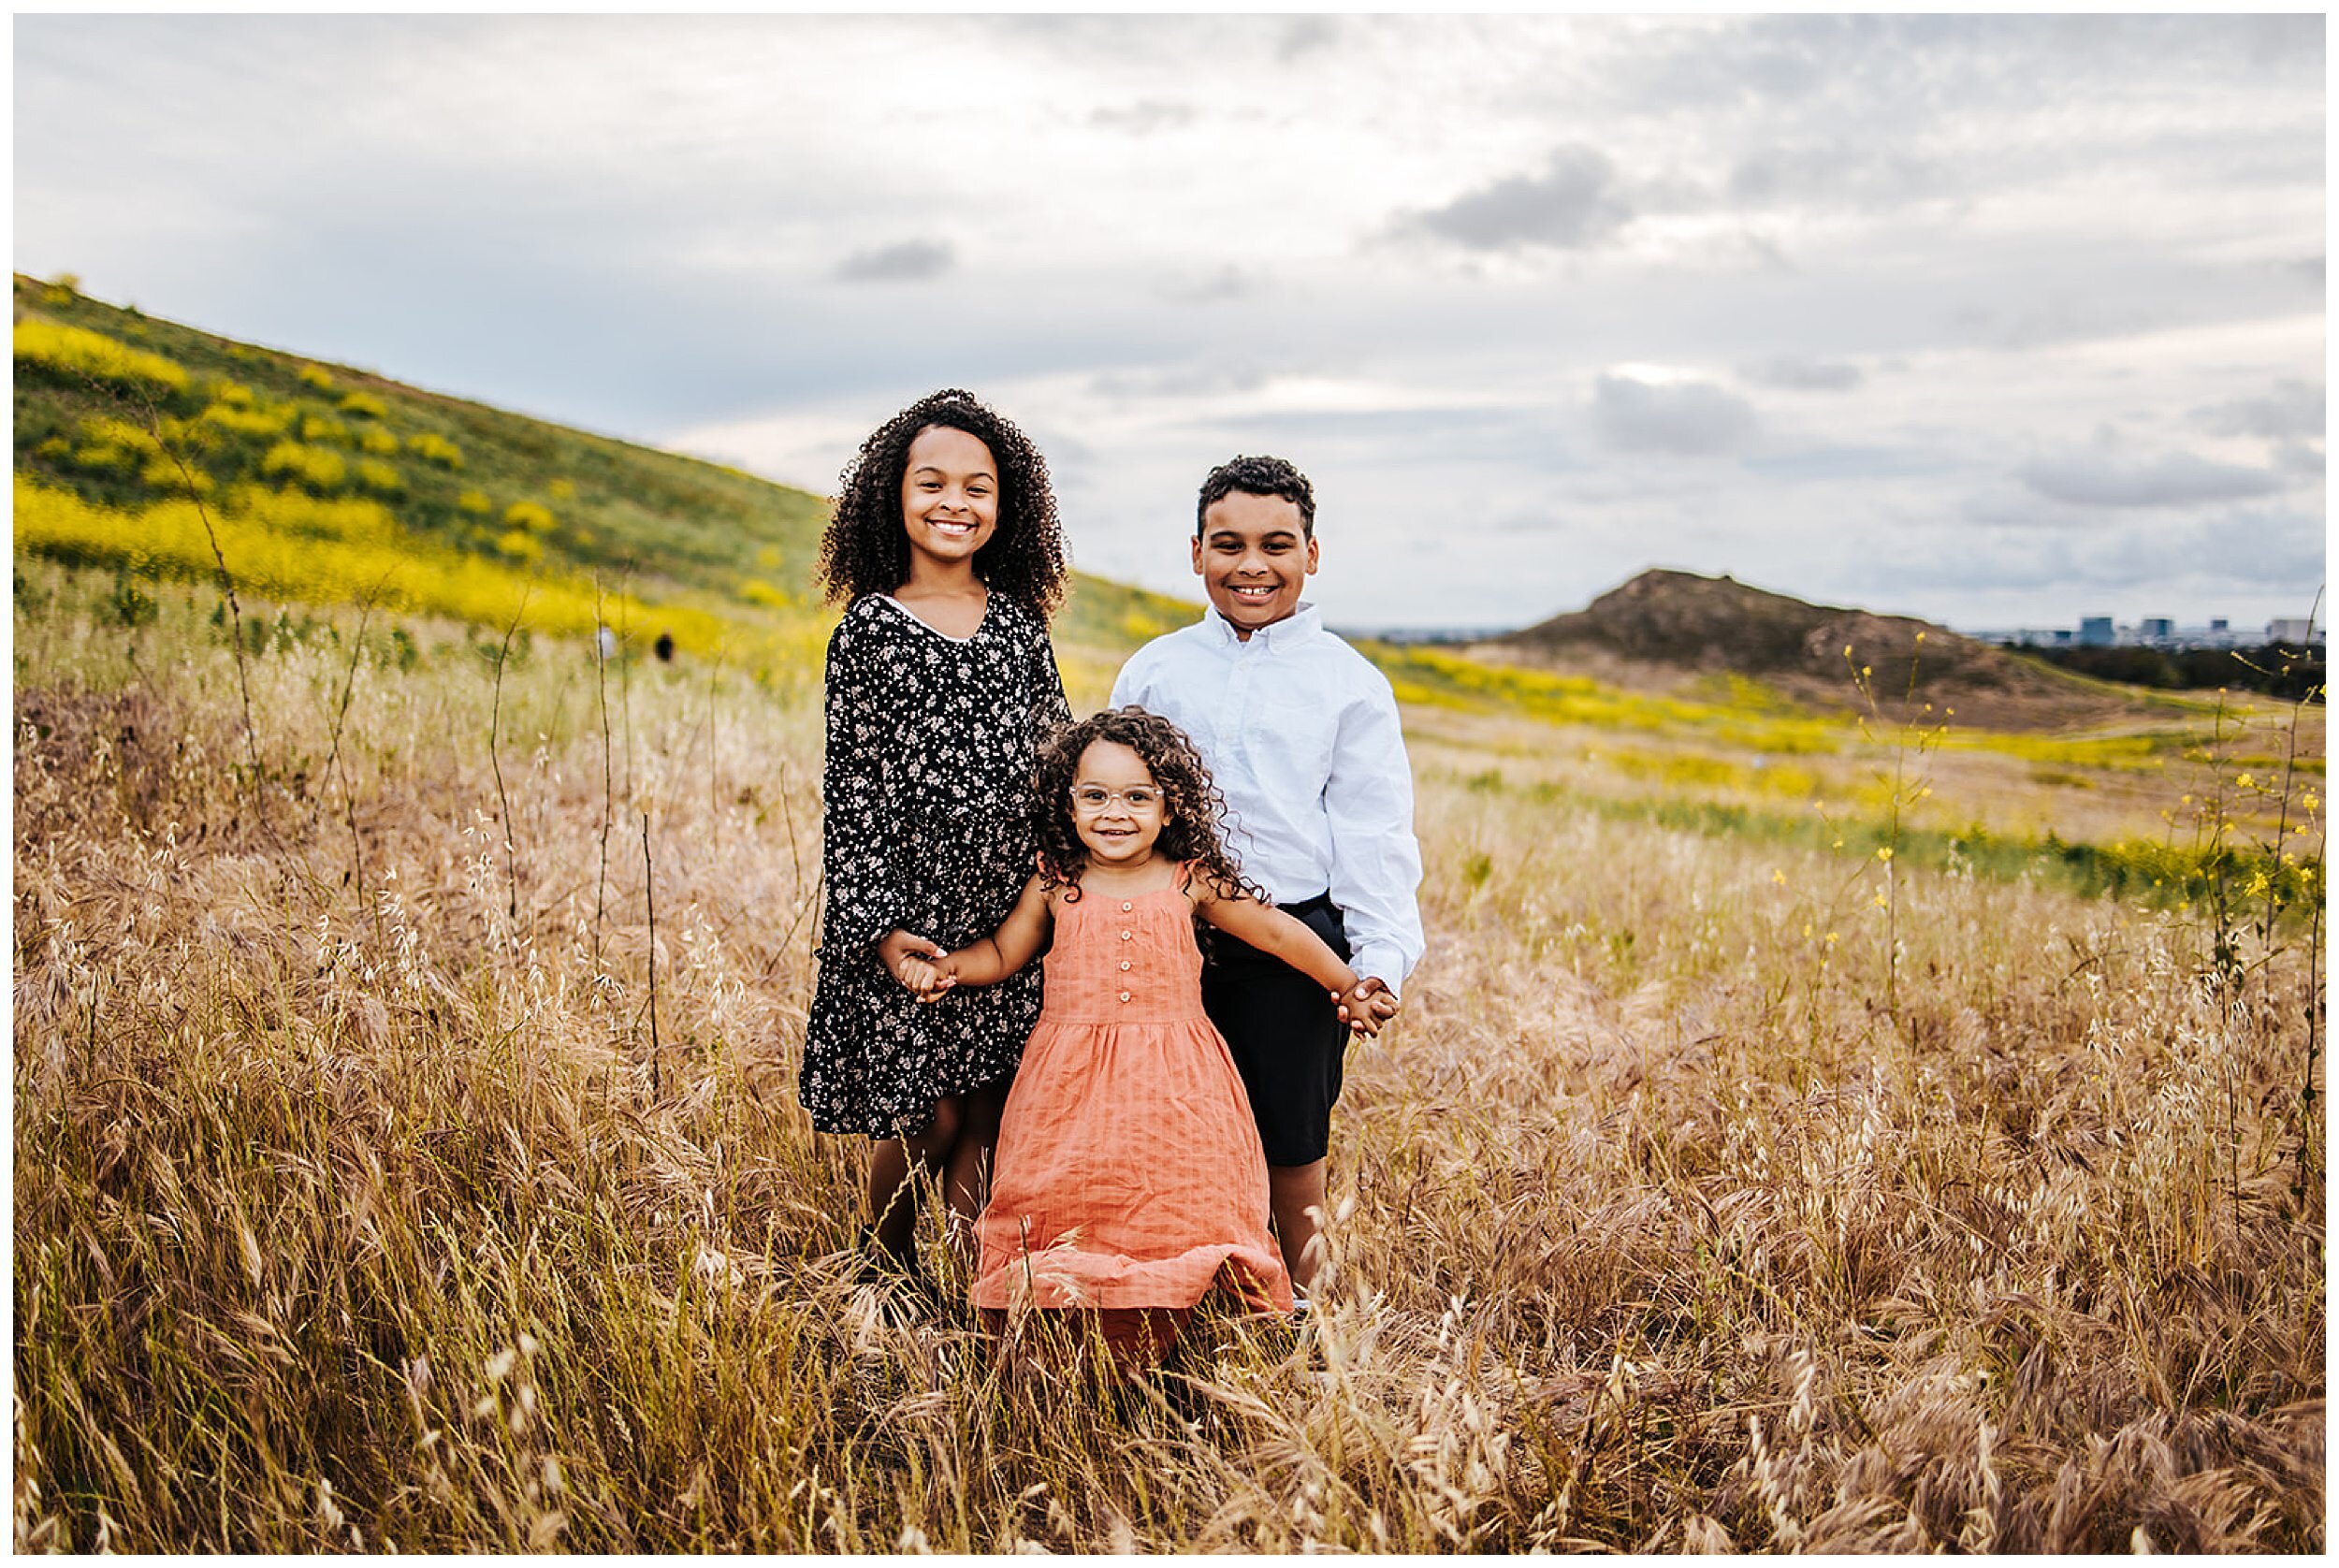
[1200,895,1349,1168]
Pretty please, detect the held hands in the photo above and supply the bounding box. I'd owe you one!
[877,930,957,1002]
[1332,976,1400,1038]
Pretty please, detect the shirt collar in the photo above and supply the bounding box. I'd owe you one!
[1203,601,1323,650]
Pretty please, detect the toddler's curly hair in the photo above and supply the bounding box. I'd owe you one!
[815,388,1069,616]
[1031,708,1260,905]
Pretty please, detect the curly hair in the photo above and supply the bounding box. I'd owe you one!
[1197,453,1315,537]
[1029,707,1260,906]
[816,388,1069,616]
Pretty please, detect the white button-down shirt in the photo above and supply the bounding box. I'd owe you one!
[1111,603,1425,994]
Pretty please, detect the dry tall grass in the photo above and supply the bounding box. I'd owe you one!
[12,563,2324,1551]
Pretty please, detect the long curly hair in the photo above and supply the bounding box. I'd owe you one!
[1030,707,1260,905]
[815,388,1069,616]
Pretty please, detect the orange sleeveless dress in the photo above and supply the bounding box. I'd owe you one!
[972,876,1293,1340]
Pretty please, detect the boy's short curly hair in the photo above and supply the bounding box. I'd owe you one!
[816,388,1069,616]
[1030,707,1261,906]
[1196,454,1315,538]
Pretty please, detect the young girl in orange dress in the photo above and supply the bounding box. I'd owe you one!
[901,708,1385,1365]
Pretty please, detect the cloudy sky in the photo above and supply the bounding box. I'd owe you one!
[14,13,2326,633]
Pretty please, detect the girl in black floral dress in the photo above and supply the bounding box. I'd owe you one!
[803,388,1071,1277]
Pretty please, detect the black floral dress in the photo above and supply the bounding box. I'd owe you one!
[801,593,1071,1138]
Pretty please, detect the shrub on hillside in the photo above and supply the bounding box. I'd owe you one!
[408,432,465,470]
[358,428,400,457]
[456,489,492,515]
[297,365,334,390]
[300,414,353,446]
[75,416,165,465]
[139,457,215,497]
[355,458,404,497]
[260,442,349,493]
[13,319,190,399]
[495,529,545,563]
[339,391,388,420]
[201,401,295,439]
[503,501,555,533]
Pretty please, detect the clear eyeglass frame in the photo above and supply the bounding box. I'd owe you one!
[1071,785,1163,814]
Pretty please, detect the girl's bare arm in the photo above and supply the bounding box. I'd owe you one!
[927,877,1053,991]
[1196,890,1386,1034]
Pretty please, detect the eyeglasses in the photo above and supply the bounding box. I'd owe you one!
[1071,784,1163,813]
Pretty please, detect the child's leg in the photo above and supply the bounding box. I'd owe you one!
[866,1096,964,1268]
[1201,898,1349,1293]
[940,1077,1010,1268]
[1266,1160,1330,1290]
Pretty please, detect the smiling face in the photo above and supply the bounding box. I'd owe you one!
[899,423,999,572]
[1192,489,1318,638]
[1068,739,1168,869]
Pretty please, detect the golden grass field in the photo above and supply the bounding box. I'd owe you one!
[10,556,2325,1552]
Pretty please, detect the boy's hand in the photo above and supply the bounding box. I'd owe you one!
[1334,977,1399,1038]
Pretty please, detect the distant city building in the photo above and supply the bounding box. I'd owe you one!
[1976,613,2306,655]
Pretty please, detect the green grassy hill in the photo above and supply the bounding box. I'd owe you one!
[10,273,1196,693]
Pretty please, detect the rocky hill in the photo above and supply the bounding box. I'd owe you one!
[1479,568,2157,731]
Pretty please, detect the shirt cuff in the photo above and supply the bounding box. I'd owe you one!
[1351,943,1408,999]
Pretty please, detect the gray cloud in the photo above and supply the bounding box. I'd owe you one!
[2274,440,2327,479]
[833,239,955,283]
[1088,363,1269,400]
[2016,451,2287,509]
[1091,100,1194,135]
[1742,355,1865,392]
[1727,144,1952,211]
[1409,145,1632,254]
[1591,372,1758,456]
[1157,265,1258,305]
[1277,16,1338,62]
[2200,378,2324,442]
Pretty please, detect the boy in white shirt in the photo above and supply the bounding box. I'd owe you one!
[1110,455,1425,1295]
